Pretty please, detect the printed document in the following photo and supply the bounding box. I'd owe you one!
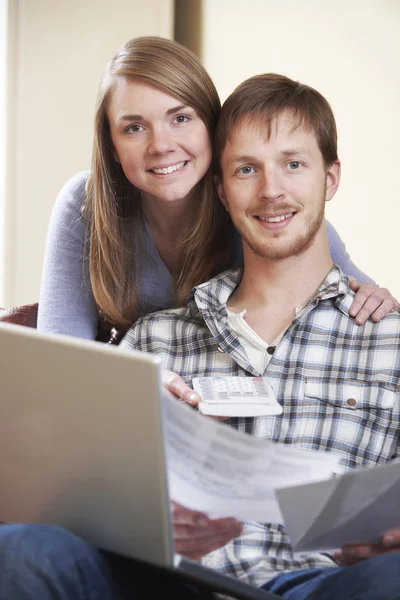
[162,392,340,524]
[163,392,400,550]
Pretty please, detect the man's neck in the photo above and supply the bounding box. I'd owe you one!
[227,234,333,343]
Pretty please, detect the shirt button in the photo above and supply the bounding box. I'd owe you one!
[267,346,275,355]
[347,398,357,407]
[217,346,224,353]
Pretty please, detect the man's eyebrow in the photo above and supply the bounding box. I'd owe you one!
[228,154,260,165]
[280,147,313,157]
[117,105,191,123]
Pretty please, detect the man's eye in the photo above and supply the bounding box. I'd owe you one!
[288,161,300,170]
[238,166,254,175]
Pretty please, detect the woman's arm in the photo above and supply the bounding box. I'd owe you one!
[37,172,98,339]
[326,220,399,323]
[326,220,373,283]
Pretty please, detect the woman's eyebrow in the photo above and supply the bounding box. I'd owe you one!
[117,105,191,123]
[118,114,144,123]
[166,104,191,115]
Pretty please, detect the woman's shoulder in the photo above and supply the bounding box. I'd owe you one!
[56,170,90,209]
[47,171,90,241]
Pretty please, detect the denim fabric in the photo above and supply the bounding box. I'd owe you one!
[0,524,399,600]
[263,555,400,600]
[0,524,214,600]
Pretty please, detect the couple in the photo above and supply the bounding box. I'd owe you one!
[3,39,400,599]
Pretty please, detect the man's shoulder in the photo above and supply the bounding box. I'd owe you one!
[318,292,400,339]
[120,306,204,349]
[338,291,400,332]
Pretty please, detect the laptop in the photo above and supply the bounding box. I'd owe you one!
[0,322,279,600]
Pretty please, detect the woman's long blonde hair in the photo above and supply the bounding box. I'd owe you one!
[84,36,232,331]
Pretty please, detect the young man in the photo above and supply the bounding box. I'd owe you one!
[121,73,400,597]
[0,74,399,600]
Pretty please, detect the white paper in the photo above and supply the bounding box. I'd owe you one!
[276,458,400,552]
[162,392,340,523]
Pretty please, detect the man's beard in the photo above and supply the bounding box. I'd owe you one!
[244,199,325,261]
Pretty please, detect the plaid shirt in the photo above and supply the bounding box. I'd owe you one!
[121,265,400,586]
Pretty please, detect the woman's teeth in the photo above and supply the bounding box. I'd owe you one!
[152,161,186,175]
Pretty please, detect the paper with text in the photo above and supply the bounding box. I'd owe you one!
[162,392,340,523]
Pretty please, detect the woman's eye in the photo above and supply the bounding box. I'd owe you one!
[126,124,144,134]
[288,161,300,170]
[174,115,190,124]
[238,166,255,175]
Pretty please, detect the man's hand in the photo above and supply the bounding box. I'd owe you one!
[162,370,228,421]
[348,278,399,325]
[171,502,242,560]
[334,527,400,566]
[163,370,200,406]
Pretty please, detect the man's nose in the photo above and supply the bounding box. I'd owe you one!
[148,126,175,154]
[258,168,284,201]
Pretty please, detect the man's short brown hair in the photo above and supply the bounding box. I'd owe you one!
[214,73,338,176]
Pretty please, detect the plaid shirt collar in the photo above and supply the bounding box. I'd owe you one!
[187,264,352,376]
[189,263,351,316]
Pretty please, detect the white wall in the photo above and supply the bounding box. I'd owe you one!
[4,0,173,306]
[202,0,400,297]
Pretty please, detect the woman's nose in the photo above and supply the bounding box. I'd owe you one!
[148,127,175,155]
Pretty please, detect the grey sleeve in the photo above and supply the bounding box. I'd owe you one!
[326,219,374,284]
[37,171,98,339]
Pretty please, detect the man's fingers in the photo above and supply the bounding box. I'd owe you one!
[162,370,200,406]
[174,517,242,540]
[336,527,400,565]
[171,503,209,527]
[176,532,241,559]
[382,527,400,548]
[171,502,242,559]
[174,515,243,559]
[340,542,382,561]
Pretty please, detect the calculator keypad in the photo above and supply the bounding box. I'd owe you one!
[193,377,275,404]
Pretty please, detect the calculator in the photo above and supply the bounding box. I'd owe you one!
[192,376,282,417]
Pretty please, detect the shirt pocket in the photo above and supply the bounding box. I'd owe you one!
[304,378,397,411]
[303,377,398,467]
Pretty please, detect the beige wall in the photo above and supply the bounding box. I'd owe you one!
[4,0,173,306]
[4,0,400,305]
[202,0,400,297]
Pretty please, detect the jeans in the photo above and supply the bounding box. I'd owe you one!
[0,523,399,600]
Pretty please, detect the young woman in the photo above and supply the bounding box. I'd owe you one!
[37,36,397,342]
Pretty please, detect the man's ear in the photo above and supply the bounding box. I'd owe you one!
[213,174,229,212]
[325,160,341,202]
